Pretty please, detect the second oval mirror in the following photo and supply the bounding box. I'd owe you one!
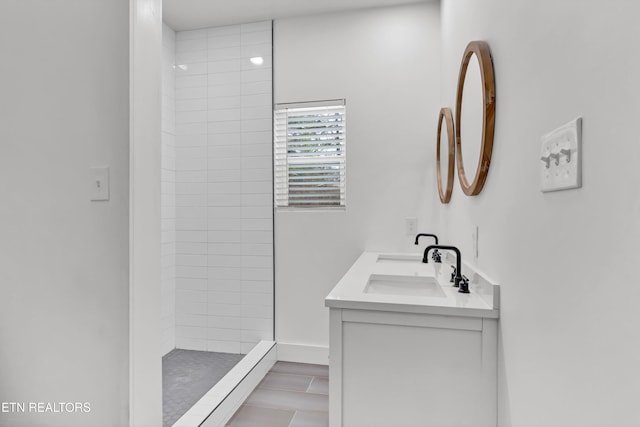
[455,41,496,196]
[436,107,455,204]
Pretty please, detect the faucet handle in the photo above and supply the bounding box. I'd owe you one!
[450,265,457,283]
[458,275,470,294]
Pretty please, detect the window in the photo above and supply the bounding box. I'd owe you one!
[274,100,346,208]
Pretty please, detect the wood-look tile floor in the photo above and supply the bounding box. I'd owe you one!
[226,361,329,427]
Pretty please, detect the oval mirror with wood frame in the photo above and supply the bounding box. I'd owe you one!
[455,40,496,196]
[436,107,455,204]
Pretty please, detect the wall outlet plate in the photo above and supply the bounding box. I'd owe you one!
[472,225,479,260]
[405,217,417,236]
[540,117,582,192]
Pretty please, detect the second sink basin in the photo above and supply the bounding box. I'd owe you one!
[376,253,422,263]
[364,274,445,298]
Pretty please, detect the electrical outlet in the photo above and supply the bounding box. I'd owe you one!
[472,225,479,259]
[405,217,417,236]
[540,118,582,192]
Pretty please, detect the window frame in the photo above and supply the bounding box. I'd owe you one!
[274,99,347,211]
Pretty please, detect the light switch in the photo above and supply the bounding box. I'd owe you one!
[540,118,582,192]
[90,166,110,201]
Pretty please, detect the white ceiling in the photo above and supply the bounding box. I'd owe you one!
[163,0,429,31]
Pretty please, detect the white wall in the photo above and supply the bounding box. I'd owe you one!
[273,3,442,358]
[0,1,130,426]
[173,22,274,354]
[161,23,177,356]
[438,1,640,426]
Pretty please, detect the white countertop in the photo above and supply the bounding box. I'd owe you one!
[325,251,500,318]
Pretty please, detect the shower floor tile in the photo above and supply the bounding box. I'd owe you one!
[227,361,329,427]
[163,348,244,427]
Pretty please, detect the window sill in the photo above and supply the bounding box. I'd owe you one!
[275,206,346,213]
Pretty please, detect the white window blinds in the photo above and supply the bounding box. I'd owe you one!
[274,100,346,208]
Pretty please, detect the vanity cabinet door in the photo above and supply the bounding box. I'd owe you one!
[330,309,497,427]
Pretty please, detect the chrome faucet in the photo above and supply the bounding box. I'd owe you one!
[424,245,469,293]
[415,233,441,263]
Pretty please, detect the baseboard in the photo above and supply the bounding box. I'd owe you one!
[277,342,330,365]
[173,340,277,427]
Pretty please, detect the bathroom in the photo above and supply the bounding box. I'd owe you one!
[1,0,639,426]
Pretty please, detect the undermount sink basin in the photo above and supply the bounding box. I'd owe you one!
[376,253,422,263]
[364,274,445,298]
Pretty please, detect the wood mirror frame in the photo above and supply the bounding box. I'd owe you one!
[436,107,455,204]
[455,41,496,196]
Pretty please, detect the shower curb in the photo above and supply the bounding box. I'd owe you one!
[172,341,277,427]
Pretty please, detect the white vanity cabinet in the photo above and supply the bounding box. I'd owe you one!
[329,308,497,427]
[325,252,500,427]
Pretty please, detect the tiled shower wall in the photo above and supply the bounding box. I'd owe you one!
[173,21,273,354]
[161,23,177,356]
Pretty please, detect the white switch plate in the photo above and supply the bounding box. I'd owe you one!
[90,166,110,201]
[540,117,582,192]
[405,217,417,236]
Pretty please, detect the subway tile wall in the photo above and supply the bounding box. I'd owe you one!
[161,23,177,356]
[173,21,273,354]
